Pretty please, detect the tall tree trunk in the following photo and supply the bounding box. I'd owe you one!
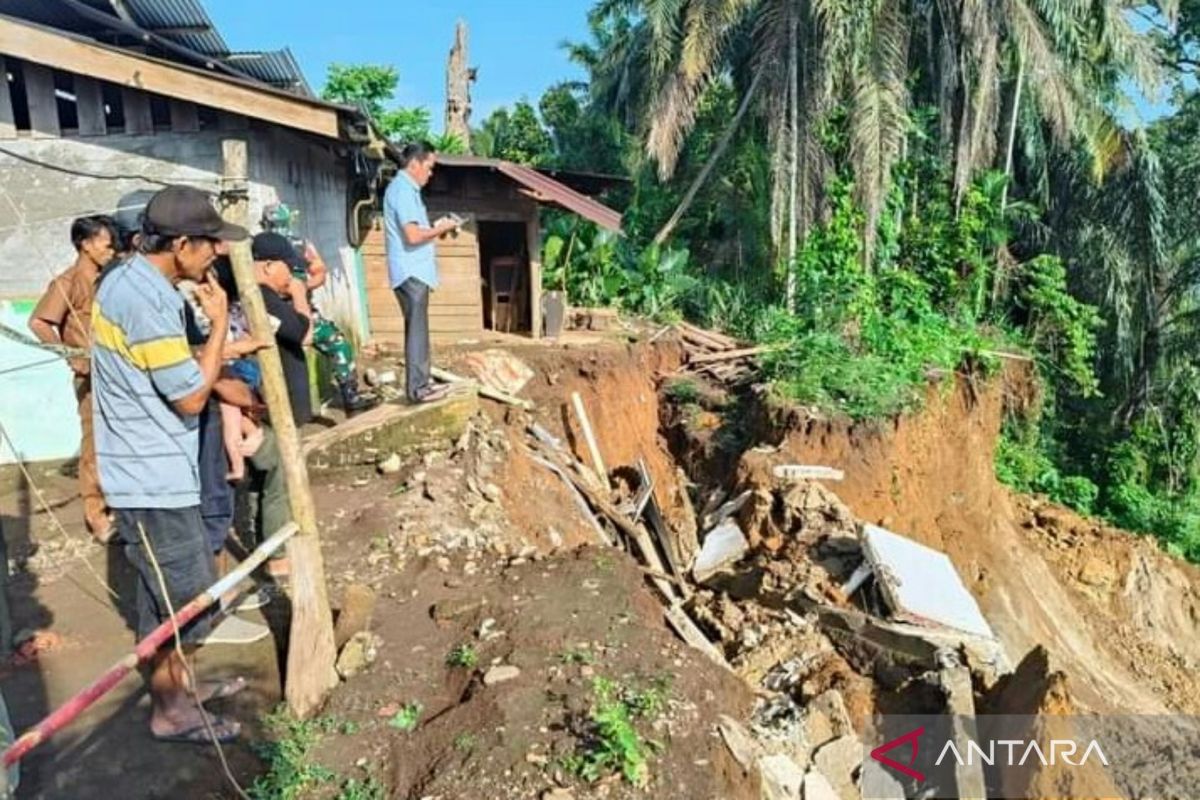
[652,71,763,247]
[786,10,800,312]
[1001,51,1024,212]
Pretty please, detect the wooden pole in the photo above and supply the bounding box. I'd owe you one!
[570,392,610,491]
[220,139,338,717]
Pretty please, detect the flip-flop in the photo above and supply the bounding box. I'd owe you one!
[153,716,241,745]
[196,676,247,703]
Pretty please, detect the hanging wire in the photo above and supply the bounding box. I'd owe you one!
[136,522,251,800]
[0,418,120,607]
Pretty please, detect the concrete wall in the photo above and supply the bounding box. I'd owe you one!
[0,125,367,464]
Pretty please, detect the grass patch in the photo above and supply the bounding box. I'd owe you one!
[387,702,423,733]
[446,643,479,669]
[249,708,338,799]
[562,676,669,789]
[337,775,385,800]
[453,733,478,752]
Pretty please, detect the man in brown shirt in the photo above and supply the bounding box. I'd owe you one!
[28,216,118,541]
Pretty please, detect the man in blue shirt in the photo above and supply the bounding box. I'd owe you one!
[383,141,461,403]
[93,185,249,744]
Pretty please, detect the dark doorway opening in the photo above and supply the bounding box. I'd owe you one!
[478,221,530,333]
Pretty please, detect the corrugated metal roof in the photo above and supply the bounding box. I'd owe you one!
[436,155,623,233]
[0,0,312,95]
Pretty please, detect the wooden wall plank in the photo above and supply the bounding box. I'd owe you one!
[0,57,17,138]
[74,76,107,136]
[121,88,153,134]
[169,99,199,132]
[219,111,248,131]
[23,63,59,138]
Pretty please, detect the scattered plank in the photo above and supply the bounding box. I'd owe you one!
[570,392,611,491]
[431,364,533,409]
[527,452,614,547]
[689,346,771,365]
[678,321,738,350]
[665,604,732,672]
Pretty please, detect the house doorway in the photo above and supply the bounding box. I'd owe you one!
[478,221,530,333]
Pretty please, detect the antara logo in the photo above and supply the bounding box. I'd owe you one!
[870,727,927,782]
[870,725,1111,785]
[935,739,1110,768]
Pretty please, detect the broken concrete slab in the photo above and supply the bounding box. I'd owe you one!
[861,524,995,640]
[693,520,750,583]
[942,664,988,800]
[811,736,861,800]
[305,392,478,471]
[759,754,806,800]
[802,770,841,800]
[773,465,845,482]
[803,690,853,751]
[718,715,765,772]
[703,489,754,531]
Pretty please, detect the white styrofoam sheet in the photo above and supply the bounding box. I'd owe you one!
[862,524,995,640]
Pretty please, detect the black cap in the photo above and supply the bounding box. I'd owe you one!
[113,189,157,241]
[251,232,306,272]
[143,185,248,241]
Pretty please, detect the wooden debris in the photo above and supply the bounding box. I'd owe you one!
[689,346,770,365]
[527,453,614,547]
[665,604,731,671]
[396,361,534,409]
[570,392,611,491]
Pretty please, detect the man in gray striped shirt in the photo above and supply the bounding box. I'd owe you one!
[92,186,249,744]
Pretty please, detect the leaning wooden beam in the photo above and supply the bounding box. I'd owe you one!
[222,140,337,717]
[570,392,611,491]
[689,346,771,365]
[2,524,299,767]
[665,604,732,672]
[678,322,738,349]
[528,452,614,547]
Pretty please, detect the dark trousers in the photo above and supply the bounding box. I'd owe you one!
[394,278,431,401]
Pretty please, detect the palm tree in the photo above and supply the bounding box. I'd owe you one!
[578,0,1173,266]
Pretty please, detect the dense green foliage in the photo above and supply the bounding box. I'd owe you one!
[327,1,1200,559]
[321,64,464,151]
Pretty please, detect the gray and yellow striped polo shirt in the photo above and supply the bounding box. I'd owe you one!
[92,255,205,509]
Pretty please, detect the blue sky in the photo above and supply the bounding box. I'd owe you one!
[205,0,592,129]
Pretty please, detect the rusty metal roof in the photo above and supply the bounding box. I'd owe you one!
[435,155,624,233]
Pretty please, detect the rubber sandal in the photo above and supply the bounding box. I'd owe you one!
[153,716,241,745]
[203,616,270,645]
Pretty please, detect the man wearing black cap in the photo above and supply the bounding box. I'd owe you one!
[251,232,316,426]
[92,185,248,744]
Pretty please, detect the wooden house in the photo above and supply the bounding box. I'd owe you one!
[363,155,623,343]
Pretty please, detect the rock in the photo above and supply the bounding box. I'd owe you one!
[693,521,750,583]
[759,754,805,800]
[802,690,853,750]
[483,665,521,686]
[802,770,841,800]
[1078,557,1117,588]
[718,715,764,771]
[431,597,488,625]
[335,631,382,679]
[377,453,402,475]
[541,790,573,800]
[548,528,564,549]
[812,737,862,800]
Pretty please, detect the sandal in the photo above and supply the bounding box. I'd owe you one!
[152,715,241,745]
[196,676,248,703]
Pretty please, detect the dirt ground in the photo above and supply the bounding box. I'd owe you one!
[7,329,1200,798]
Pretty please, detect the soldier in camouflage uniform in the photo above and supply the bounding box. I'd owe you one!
[261,204,378,416]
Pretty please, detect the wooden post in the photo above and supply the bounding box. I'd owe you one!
[220,139,338,716]
[527,213,543,339]
[570,392,610,491]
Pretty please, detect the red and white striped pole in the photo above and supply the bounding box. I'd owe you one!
[2,523,299,768]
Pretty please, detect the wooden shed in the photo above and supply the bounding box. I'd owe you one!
[363,155,623,343]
